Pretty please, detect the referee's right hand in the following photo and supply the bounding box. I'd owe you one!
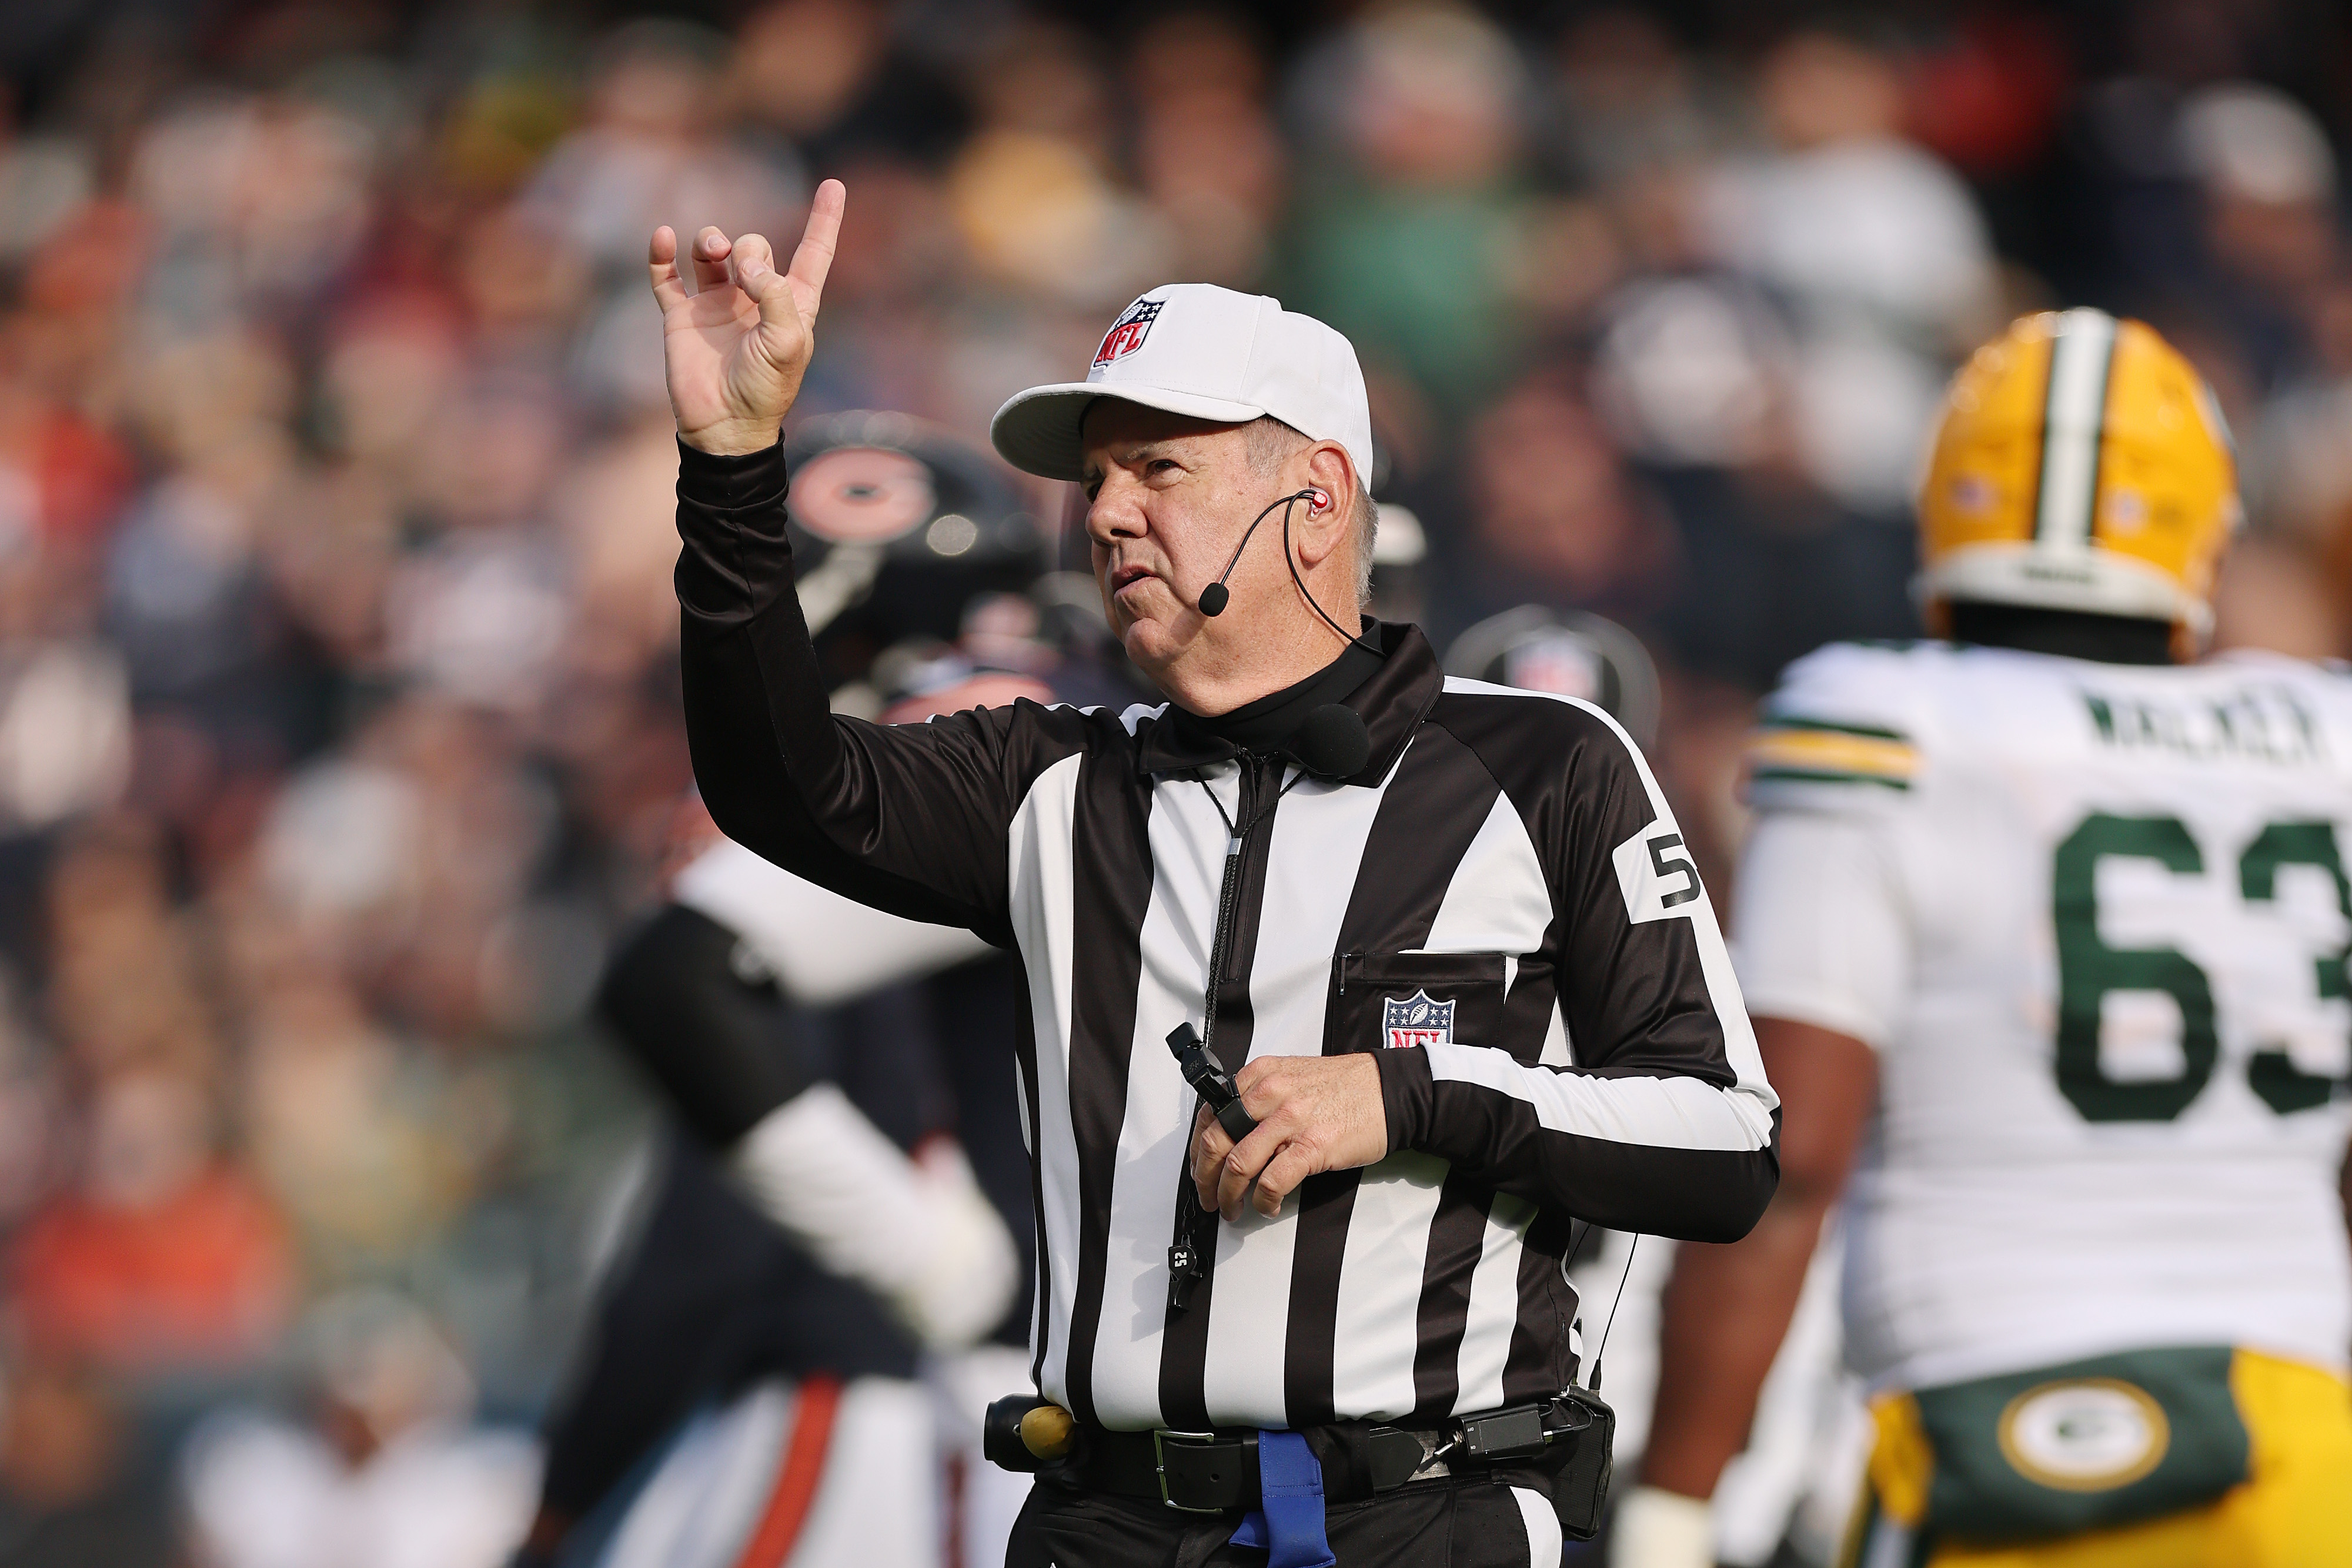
[649,178,845,457]
[1190,1052,1387,1220]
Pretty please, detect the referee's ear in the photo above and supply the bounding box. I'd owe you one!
[1288,440,1359,573]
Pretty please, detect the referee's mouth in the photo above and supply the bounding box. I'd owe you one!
[1108,561,1160,604]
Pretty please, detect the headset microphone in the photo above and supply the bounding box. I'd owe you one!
[1195,489,1318,618]
[1194,488,1357,633]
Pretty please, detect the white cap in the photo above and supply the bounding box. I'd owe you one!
[989,284,1375,485]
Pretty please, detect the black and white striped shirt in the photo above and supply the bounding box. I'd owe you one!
[675,442,1780,1433]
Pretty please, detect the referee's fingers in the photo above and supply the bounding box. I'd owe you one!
[1217,1119,1285,1219]
[647,225,689,312]
[1190,1104,1229,1210]
[1252,1139,1322,1218]
[783,177,845,316]
[690,225,733,293]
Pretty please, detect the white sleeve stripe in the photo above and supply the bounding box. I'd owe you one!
[1426,1042,1776,1151]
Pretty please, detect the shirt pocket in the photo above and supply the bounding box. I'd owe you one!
[1327,950,1509,1057]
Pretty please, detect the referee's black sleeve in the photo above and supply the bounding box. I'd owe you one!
[673,439,1086,945]
[1374,693,1782,1243]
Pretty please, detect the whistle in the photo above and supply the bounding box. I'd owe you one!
[1167,1024,1256,1142]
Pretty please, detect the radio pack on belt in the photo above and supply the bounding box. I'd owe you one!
[1506,1385,1615,1540]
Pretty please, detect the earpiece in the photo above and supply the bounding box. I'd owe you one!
[1309,490,1331,512]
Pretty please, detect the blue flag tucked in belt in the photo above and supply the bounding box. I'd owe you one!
[1227,1429,1334,1568]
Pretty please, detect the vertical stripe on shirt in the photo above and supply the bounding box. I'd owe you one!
[1328,1150,1451,1420]
[1158,760,1283,1430]
[1087,766,1242,1429]
[1455,1190,1539,1415]
[1504,1210,1582,1402]
[1009,984,1051,1387]
[1039,751,1157,1427]
[1410,1174,1493,1421]
[1006,754,1085,1409]
[1288,734,1503,1423]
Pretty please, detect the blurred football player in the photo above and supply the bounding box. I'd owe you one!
[1621,310,2352,1566]
[510,416,1120,1568]
[524,810,1017,1568]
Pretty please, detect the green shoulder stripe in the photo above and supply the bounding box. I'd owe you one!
[1755,713,1909,743]
[1749,766,1912,792]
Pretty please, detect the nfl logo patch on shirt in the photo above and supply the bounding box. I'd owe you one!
[1382,990,1455,1049]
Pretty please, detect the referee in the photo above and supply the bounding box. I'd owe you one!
[647,182,1780,1567]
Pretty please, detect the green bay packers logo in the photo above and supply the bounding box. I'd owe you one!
[1997,1378,2170,1492]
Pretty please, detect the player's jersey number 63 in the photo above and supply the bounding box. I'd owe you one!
[2056,813,2349,1122]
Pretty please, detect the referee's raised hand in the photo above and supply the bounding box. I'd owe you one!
[649,177,845,457]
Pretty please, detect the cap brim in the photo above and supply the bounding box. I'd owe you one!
[989,383,1267,481]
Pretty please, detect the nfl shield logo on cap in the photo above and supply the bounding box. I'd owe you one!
[1093,298,1163,367]
[1382,991,1455,1049]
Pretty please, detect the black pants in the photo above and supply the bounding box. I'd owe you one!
[1004,1475,1566,1567]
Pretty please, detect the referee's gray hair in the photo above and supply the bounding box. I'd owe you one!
[1242,416,1379,607]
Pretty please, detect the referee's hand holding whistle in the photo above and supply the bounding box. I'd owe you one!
[1190,1054,1387,1221]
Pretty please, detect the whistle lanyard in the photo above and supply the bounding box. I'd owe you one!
[1167,757,1308,1313]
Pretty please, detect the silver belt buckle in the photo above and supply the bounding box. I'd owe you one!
[1152,1429,1227,1514]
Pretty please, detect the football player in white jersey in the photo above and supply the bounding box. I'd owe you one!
[1616,309,2352,1566]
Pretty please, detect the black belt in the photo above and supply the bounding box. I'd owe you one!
[1067,1426,1423,1512]
[1058,1398,1595,1514]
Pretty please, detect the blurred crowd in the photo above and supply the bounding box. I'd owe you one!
[0,0,2343,1562]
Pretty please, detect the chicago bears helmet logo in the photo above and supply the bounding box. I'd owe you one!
[1093,297,1163,367]
[1382,991,1455,1049]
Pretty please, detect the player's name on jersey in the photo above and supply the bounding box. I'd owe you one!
[2079,683,2324,767]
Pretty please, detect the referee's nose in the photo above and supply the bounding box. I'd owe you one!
[1084,472,1152,551]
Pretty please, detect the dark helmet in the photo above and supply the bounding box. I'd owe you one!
[1443,606,1663,747]
[860,570,1150,724]
[783,411,1050,681]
